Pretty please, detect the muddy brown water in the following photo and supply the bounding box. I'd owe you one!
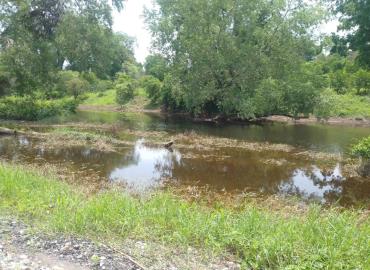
[1,111,370,206]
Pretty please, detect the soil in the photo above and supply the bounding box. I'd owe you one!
[0,217,141,270]
[0,216,241,270]
[263,115,370,127]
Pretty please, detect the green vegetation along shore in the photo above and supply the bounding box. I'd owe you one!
[0,164,369,269]
[2,0,370,122]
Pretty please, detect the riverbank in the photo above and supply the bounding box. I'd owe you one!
[263,115,370,126]
[78,104,370,127]
[0,163,369,269]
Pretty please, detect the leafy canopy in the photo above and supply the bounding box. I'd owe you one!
[146,0,326,118]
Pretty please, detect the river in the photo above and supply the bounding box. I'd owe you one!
[1,110,369,206]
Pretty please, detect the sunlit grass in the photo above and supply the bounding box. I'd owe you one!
[82,90,117,106]
[333,94,370,117]
[0,164,369,269]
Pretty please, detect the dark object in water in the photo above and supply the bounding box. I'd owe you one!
[0,127,17,136]
[164,141,174,149]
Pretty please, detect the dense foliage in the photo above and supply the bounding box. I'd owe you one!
[140,75,162,104]
[334,0,370,68]
[0,0,145,119]
[145,0,326,118]
[0,0,135,97]
[1,0,370,120]
[352,136,370,159]
[0,96,78,120]
[115,73,136,105]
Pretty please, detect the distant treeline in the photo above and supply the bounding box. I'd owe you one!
[1,0,370,120]
[142,0,370,119]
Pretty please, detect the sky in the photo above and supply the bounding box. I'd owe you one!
[113,0,153,64]
[113,1,339,64]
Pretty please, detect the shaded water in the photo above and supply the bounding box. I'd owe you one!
[44,111,370,153]
[1,111,370,205]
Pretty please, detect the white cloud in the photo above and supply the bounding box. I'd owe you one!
[113,0,153,64]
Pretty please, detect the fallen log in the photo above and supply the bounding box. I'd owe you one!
[0,127,17,136]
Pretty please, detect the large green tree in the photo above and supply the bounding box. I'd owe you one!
[0,0,132,95]
[146,0,325,118]
[335,0,370,68]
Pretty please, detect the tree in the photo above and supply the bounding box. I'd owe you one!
[335,0,370,68]
[0,0,129,95]
[145,0,326,118]
[144,54,168,81]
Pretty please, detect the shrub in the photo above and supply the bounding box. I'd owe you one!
[352,136,370,159]
[65,77,89,99]
[0,96,78,121]
[329,70,350,94]
[353,69,370,96]
[114,73,136,105]
[140,75,162,104]
[0,65,12,97]
[95,80,113,92]
[313,90,370,118]
[54,71,90,98]
[313,89,338,119]
[115,82,135,105]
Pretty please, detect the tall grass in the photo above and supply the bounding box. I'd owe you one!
[315,90,370,118]
[0,164,369,269]
[82,90,117,106]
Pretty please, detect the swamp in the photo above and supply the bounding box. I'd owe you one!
[1,0,370,269]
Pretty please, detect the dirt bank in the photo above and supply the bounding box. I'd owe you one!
[263,115,370,126]
[78,105,160,114]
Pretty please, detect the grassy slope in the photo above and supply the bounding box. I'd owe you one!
[81,88,158,111]
[82,90,117,106]
[333,94,370,118]
[0,164,369,269]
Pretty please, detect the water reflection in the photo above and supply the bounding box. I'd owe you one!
[110,140,181,189]
[47,111,370,153]
[279,165,343,202]
[0,135,369,205]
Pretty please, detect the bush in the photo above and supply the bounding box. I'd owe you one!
[140,75,162,103]
[0,96,78,121]
[95,80,113,92]
[352,136,370,159]
[53,71,90,99]
[353,69,370,96]
[313,90,370,118]
[115,73,136,105]
[115,83,135,105]
[0,65,12,97]
[313,89,338,119]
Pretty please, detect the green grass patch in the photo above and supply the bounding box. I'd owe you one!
[82,90,117,106]
[0,164,369,269]
[333,94,370,117]
[315,90,370,118]
[0,96,78,120]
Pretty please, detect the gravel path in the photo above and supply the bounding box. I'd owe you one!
[0,218,142,270]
